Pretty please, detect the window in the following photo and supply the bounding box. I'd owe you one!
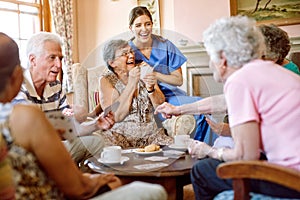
[0,0,50,67]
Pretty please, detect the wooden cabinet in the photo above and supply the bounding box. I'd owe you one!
[179,45,223,98]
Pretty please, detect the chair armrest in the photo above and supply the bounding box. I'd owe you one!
[217,160,300,193]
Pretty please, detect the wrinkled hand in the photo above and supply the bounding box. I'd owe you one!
[188,140,212,159]
[128,66,140,85]
[154,102,180,119]
[62,108,74,116]
[96,112,115,130]
[142,72,157,89]
[206,118,231,136]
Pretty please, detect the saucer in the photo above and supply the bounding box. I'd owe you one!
[98,156,129,165]
[168,144,188,151]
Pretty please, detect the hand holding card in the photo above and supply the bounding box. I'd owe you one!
[45,111,78,141]
[140,65,153,79]
[103,101,120,117]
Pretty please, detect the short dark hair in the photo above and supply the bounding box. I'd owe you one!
[0,32,20,92]
[259,24,291,65]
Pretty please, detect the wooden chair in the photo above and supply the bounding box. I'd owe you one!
[216,160,300,200]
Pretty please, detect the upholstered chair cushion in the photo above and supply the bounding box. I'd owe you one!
[162,115,196,137]
[72,63,88,112]
[87,66,107,112]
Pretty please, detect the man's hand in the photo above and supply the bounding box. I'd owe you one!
[62,108,74,116]
[96,112,115,130]
[154,102,181,118]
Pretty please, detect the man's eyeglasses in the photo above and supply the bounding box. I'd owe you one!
[115,49,134,59]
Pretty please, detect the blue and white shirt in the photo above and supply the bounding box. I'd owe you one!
[13,69,69,112]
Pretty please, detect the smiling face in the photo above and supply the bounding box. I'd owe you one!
[30,41,63,83]
[130,14,153,45]
[109,45,135,74]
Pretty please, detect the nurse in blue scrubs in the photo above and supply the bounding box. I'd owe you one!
[128,6,210,141]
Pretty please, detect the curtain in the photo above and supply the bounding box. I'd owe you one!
[49,0,74,93]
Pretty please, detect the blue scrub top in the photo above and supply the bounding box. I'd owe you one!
[129,35,187,97]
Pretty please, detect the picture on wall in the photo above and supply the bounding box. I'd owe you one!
[230,0,300,25]
[137,0,161,34]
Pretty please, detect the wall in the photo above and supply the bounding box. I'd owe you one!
[173,0,230,44]
[76,0,137,64]
[76,0,300,65]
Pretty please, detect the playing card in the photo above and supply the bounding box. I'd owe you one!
[133,163,168,170]
[144,156,169,161]
[140,65,153,79]
[45,110,78,141]
[204,114,218,123]
[103,101,120,117]
[163,150,185,156]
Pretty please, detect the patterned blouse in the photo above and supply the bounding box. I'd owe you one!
[98,71,173,148]
[0,103,65,199]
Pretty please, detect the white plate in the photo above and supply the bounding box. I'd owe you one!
[168,144,188,151]
[98,156,129,165]
[133,149,163,155]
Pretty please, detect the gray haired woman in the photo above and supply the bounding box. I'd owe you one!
[189,16,300,200]
[98,39,173,148]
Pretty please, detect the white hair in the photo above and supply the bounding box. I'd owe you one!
[26,32,62,67]
[203,15,265,68]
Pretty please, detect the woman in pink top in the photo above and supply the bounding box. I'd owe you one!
[189,16,300,200]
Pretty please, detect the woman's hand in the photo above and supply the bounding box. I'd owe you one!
[128,66,140,86]
[188,140,212,159]
[205,118,231,136]
[142,72,157,91]
[81,173,121,199]
[154,102,181,119]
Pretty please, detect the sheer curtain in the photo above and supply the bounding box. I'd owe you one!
[49,0,74,93]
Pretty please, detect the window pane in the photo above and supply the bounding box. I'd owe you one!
[18,0,39,3]
[0,0,42,68]
[20,4,39,14]
[0,1,17,9]
[20,13,40,39]
[18,39,29,68]
[0,11,19,38]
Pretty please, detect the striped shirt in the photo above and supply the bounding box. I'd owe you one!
[13,69,69,112]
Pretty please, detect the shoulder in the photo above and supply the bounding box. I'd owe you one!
[152,34,167,43]
[101,71,118,85]
[10,104,45,127]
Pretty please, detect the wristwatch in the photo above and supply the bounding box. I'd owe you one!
[147,88,155,94]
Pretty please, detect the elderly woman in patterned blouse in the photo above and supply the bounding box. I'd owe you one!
[97,39,173,148]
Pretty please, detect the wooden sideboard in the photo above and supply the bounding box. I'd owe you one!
[178,44,223,97]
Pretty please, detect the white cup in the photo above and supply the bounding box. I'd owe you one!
[101,146,122,162]
[174,135,190,147]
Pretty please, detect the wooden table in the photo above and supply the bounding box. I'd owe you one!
[86,147,198,200]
